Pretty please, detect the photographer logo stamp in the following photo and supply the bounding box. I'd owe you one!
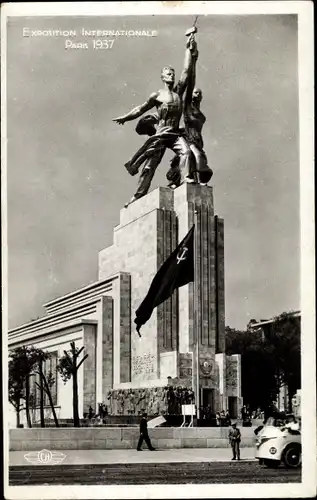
[24,449,66,466]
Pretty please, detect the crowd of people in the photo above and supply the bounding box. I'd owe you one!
[84,392,269,428]
[216,410,232,426]
[199,407,232,426]
[86,400,238,428]
[83,403,108,424]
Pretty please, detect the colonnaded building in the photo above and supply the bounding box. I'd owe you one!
[8,184,242,426]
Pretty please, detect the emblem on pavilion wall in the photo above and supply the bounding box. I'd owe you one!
[200,359,214,377]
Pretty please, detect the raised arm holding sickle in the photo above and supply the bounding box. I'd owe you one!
[113,33,197,207]
[167,29,213,187]
[183,32,213,185]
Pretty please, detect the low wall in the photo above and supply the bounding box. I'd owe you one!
[9,427,256,451]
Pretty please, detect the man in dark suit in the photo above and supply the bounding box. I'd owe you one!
[137,413,155,451]
[229,422,241,460]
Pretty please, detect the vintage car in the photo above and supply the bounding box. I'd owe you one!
[255,417,301,468]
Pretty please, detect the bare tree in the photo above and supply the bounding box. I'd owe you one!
[57,342,88,427]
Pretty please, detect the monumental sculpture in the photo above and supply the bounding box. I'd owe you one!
[8,21,244,430]
[166,31,213,188]
[113,27,211,207]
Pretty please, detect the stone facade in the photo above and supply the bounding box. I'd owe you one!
[98,183,241,415]
[8,184,242,424]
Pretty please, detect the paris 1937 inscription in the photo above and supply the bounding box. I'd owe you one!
[22,27,158,50]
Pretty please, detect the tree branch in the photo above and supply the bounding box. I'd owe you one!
[75,346,85,358]
[76,353,88,371]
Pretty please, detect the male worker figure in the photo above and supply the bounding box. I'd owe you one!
[113,34,197,207]
[229,422,241,460]
[137,412,155,451]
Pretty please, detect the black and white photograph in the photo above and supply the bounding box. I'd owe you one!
[1,1,315,499]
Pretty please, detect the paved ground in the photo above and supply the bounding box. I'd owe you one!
[9,447,255,466]
[9,448,301,485]
[9,461,301,485]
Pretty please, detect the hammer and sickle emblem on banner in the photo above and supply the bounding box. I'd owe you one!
[176,246,188,265]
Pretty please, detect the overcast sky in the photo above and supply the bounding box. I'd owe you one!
[6,13,299,330]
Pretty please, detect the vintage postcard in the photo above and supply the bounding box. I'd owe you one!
[1,1,315,499]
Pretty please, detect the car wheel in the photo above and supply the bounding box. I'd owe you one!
[283,445,301,468]
[263,459,280,468]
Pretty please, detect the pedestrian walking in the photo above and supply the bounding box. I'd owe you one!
[137,412,156,451]
[229,422,241,460]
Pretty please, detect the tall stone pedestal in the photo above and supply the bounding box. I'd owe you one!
[98,183,240,415]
